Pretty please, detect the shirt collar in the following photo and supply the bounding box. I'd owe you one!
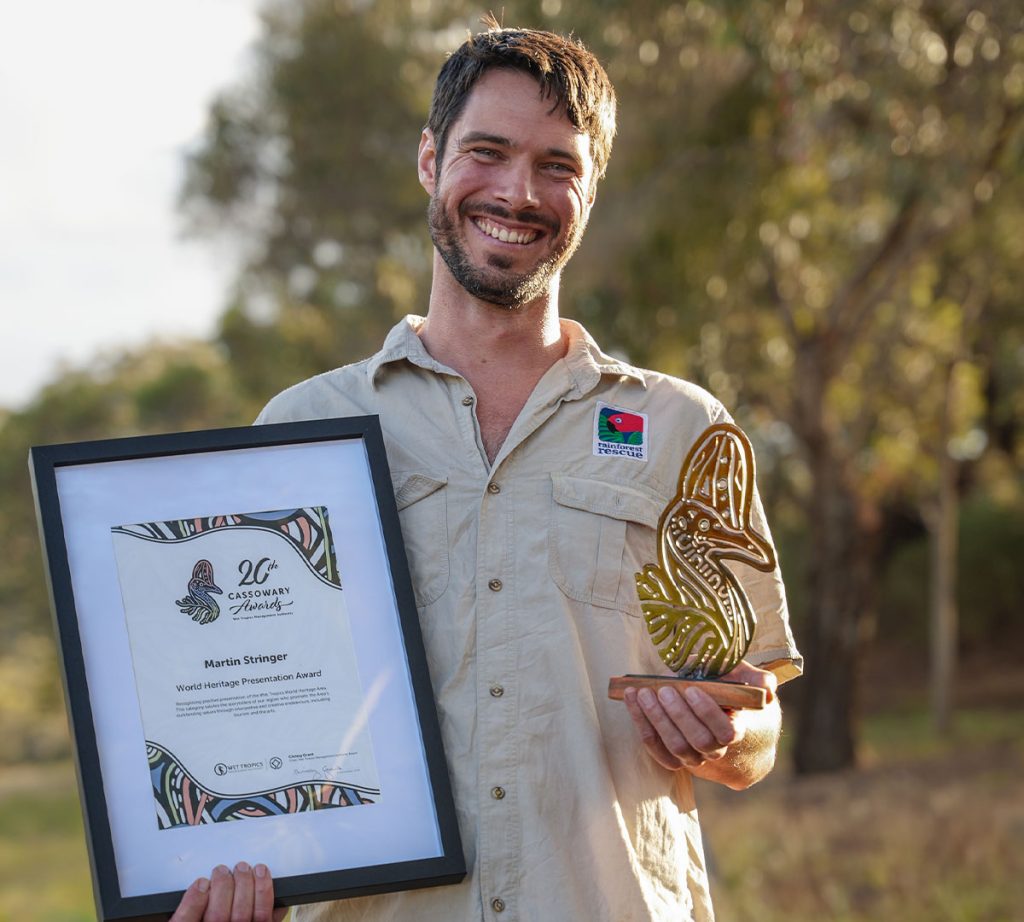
[366,314,647,392]
[365,315,456,385]
[558,318,647,399]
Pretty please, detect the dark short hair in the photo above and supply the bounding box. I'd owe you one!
[427,21,617,184]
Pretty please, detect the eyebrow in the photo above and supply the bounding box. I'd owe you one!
[460,130,513,148]
[458,131,584,170]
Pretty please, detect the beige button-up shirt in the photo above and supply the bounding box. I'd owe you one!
[256,316,802,922]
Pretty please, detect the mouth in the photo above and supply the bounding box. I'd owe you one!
[472,216,541,246]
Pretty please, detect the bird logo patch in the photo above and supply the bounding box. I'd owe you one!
[594,403,648,461]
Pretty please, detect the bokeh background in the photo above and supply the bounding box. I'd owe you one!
[2,2,1022,920]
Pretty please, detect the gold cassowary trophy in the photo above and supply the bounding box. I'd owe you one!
[608,422,776,709]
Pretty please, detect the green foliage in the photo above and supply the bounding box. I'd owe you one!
[877,495,1024,648]
[955,497,1024,644]
[180,0,439,403]
[0,343,249,673]
[0,636,67,763]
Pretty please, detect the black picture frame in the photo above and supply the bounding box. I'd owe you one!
[30,416,465,922]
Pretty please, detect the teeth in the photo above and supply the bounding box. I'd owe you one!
[476,218,537,245]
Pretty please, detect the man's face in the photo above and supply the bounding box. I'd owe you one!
[418,68,596,309]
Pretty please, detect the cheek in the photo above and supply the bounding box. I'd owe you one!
[564,196,589,234]
[441,160,490,194]
[565,184,589,223]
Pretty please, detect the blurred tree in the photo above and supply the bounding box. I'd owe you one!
[3,342,250,636]
[171,0,1020,772]
[179,0,441,407]
[564,0,1024,770]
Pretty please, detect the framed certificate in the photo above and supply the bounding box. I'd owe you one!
[30,417,465,921]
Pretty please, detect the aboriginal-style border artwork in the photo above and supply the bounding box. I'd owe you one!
[635,423,777,678]
[112,507,340,589]
[148,742,378,829]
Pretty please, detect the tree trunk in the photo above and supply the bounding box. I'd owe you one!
[790,350,878,774]
[928,362,959,734]
[792,456,877,773]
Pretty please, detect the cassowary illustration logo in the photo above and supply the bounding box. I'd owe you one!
[175,559,222,625]
[635,423,776,678]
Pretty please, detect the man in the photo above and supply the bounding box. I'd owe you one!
[173,22,801,922]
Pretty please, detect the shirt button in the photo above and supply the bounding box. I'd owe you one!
[488,578,503,592]
[462,395,475,406]
[487,482,501,494]
[489,685,504,698]
[491,898,506,913]
[491,786,506,800]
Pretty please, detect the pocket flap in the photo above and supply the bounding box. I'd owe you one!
[551,473,662,529]
[391,471,448,511]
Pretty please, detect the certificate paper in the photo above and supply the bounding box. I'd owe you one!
[111,505,380,830]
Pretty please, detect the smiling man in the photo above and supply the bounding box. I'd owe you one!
[172,22,801,922]
[422,66,594,310]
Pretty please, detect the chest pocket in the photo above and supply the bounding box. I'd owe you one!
[548,473,662,612]
[391,471,449,608]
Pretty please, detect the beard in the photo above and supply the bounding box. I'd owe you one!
[427,196,585,309]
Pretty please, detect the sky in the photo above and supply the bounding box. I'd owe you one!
[1,0,262,410]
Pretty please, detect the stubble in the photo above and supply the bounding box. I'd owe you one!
[427,196,584,310]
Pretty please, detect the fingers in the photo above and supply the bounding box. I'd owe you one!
[230,863,256,922]
[205,864,236,922]
[170,876,211,922]
[172,863,281,922]
[625,684,742,771]
[726,660,778,702]
[252,864,282,922]
[624,687,683,770]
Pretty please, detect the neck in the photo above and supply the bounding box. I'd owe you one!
[419,255,567,389]
[418,255,569,464]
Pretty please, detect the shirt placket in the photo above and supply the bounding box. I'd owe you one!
[470,365,593,921]
[444,373,518,917]
[474,465,518,919]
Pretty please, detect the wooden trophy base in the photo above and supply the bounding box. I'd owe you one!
[608,674,767,710]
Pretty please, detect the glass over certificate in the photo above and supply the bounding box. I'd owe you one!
[110,506,380,829]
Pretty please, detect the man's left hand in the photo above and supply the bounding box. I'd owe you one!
[622,660,778,773]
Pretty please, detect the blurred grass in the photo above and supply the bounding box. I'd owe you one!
[1,703,1021,922]
[0,763,93,922]
[699,704,1024,922]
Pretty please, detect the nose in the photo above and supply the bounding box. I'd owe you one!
[494,160,539,210]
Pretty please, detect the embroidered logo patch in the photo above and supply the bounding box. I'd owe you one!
[593,403,648,461]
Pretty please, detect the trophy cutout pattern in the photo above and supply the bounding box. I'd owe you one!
[635,422,776,678]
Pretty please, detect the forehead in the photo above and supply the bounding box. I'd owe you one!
[454,68,593,165]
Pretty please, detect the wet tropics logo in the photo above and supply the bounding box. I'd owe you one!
[593,403,648,461]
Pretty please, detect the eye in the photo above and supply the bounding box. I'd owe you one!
[472,147,503,160]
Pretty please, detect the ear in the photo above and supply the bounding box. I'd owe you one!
[418,129,438,195]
